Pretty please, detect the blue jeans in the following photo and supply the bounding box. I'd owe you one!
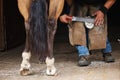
[76,39,112,56]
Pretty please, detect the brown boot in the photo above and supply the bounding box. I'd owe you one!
[103,53,115,62]
[78,56,91,66]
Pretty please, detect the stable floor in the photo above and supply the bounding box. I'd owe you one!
[0,41,120,80]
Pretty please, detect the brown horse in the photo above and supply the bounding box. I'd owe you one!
[17,0,65,76]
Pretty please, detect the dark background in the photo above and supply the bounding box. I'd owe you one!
[0,0,120,50]
[107,0,120,41]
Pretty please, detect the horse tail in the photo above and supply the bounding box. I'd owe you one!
[29,0,48,61]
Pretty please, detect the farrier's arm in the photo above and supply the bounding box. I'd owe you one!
[100,0,116,14]
[104,0,116,9]
[59,0,73,23]
[93,0,116,26]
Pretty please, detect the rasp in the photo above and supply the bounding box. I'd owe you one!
[72,16,95,23]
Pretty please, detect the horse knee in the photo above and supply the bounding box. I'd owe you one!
[25,21,30,31]
[48,18,56,28]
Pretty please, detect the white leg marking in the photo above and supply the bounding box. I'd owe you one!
[20,52,31,75]
[46,57,56,76]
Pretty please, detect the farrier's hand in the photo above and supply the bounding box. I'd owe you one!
[93,10,105,26]
[59,14,72,23]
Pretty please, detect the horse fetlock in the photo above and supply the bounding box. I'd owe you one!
[46,57,55,66]
[22,52,31,59]
[46,57,56,75]
[21,52,31,68]
[21,60,31,69]
[20,52,31,76]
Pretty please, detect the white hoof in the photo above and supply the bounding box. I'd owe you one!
[46,57,56,76]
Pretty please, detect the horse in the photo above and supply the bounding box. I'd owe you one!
[17,0,65,76]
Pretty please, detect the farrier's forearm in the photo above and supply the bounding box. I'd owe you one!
[104,0,116,9]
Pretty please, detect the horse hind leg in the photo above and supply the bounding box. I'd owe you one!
[46,57,56,76]
[44,17,57,75]
[20,52,31,76]
[45,0,64,76]
[20,21,31,76]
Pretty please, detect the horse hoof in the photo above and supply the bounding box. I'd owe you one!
[46,68,57,76]
[47,72,57,76]
[20,69,30,76]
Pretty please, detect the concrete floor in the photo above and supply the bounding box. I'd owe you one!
[0,41,120,80]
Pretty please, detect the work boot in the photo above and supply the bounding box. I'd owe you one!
[103,53,115,62]
[78,56,91,66]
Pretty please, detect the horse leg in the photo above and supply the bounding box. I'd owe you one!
[45,20,57,76]
[20,21,31,76]
[45,0,64,76]
[46,57,56,75]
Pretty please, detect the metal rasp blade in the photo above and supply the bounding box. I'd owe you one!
[72,16,95,23]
